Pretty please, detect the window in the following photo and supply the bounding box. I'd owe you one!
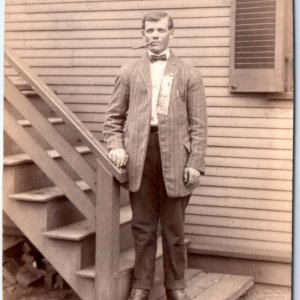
[229,0,293,94]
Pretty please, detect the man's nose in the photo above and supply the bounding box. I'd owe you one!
[152,30,159,39]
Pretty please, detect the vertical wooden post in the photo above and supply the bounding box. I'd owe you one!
[95,159,120,300]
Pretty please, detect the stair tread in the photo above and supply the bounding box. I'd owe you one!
[76,236,164,278]
[149,269,254,300]
[4,145,91,166]
[18,117,64,127]
[9,181,88,202]
[10,180,90,202]
[188,242,292,263]
[76,237,190,279]
[44,206,132,241]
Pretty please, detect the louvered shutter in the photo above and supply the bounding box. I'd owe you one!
[229,0,285,92]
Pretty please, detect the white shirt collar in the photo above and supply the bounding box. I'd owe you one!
[148,48,170,59]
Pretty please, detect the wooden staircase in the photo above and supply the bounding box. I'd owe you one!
[3,46,254,300]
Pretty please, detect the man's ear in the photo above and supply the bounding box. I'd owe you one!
[141,30,146,40]
[169,29,175,40]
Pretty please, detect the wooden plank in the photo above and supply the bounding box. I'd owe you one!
[5,17,230,31]
[209,127,293,139]
[5,0,230,14]
[146,115,295,129]
[44,220,94,241]
[197,156,292,170]
[194,274,254,300]
[206,147,292,160]
[7,36,229,51]
[18,117,63,127]
[5,7,231,22]
[184,225,291,243]
[4,27,231,40]
[200,176,292,191]
[208,117,293,129]
[5,65,229,78]
[204,166,292,180]
[190,195,292,211]
[4,106,95,221]
[194,186,292,201]
[4,145,90,166]
[185,215,292,232]
[208,137,293,150]
[5,78,97,193]
[188,243,292,263]
[27,75,228,88]
[10,180,90,202]
[207,107,293,118]
[5,0,229,9]
[185,234,291,253]
[207,96,293,108]
[14,47,230,59]
[6,57,229,68]
[186,205,292,222]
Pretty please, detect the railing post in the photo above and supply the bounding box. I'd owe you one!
[95,159,120,300]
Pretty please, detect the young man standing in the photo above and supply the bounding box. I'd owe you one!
[103,11,207,300]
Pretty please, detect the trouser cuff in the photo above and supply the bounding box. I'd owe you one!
[131,280,152,291]
[164,279,186,290]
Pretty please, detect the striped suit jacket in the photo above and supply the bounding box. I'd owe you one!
[103,50,207,197]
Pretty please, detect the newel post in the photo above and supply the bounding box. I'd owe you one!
[95,159,120,300]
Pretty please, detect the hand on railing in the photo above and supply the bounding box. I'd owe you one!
[108,149,129,168]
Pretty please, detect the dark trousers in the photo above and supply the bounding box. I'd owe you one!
[130,131,190,290]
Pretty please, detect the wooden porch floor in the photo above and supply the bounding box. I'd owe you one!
[149,268,254,300]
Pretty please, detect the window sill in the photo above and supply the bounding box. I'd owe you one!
[267,92,294,100]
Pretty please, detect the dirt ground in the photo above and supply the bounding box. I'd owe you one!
[3,278,81,300]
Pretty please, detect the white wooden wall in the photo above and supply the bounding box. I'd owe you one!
[4,0,293,256]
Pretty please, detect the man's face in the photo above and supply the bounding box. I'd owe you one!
[142,17,174,55]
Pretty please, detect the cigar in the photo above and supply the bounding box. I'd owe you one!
[132,41,153,50]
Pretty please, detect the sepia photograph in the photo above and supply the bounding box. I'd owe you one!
[2,0,294,299]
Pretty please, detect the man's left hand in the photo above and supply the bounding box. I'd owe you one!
[184,167,201,185]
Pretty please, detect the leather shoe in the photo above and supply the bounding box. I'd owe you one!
[166,289,191,300]
[127,288,149,300]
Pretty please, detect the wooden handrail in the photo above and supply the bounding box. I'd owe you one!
[4,45,128,184]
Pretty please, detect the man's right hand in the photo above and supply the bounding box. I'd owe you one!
[108,148,129,168]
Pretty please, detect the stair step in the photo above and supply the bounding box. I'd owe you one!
[3,145,91,166]
[44,206,132,241]
[149,268,254,300]
[10,180,90,202]
[44,220,95,241]
[18,117,63,127]
[76,236,190,279]
[76,236,163,279]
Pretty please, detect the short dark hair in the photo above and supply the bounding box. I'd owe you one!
[142,11,174,30]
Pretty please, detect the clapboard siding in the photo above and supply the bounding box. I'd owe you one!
[4,0,293,257]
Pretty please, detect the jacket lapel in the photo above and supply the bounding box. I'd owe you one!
[163,50,180,78]
[137,54,152,101]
